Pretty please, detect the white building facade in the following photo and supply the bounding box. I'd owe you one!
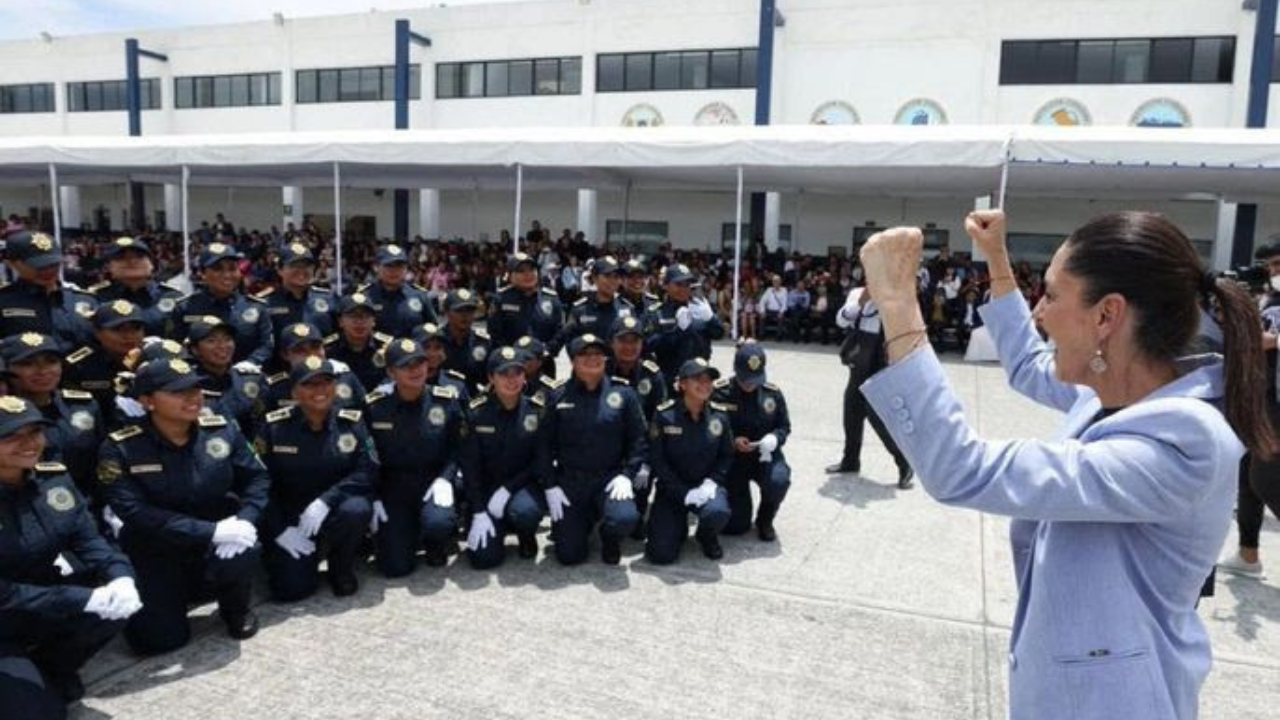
[0,0,1277,264]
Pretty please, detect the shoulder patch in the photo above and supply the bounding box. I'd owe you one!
[244,294,267,305]
[446,369,467,382]
[66,346,94,364]
[266,407,294,423]
[656,399,676,412]
[197,414,228,428]
[88,281,111,293]
[709,401,730,413]
[642,360,660,373]
[267,372,289,385]
[764,382,780,392]
[432,385,458,400]
[338,408,362,422]
[474,328,490,340]
[469,395,489,410]
[109,425,143,442]
[496,284,512,293]
[253,287,275,299]
[365,389,389,404]
[236,364,262,376]
[528,394,545,408]
[611,376,631,386]
[35,461,68,473]
[373,332,394,344]
[201,389,224,398]
[713,377,730,389]
[541,287,558,297]
[323,333,339,345]
[539,376,558,389]
[573,297,588,307]
[61,388,94,401]
[412,283,430,293]
[158,281,183,293]
[311,286,332,294]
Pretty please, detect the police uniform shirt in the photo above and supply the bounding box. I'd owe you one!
[96,415,270,551]
[555,296,634,356]
[174,289,275,366]
[256,406,377,522]
[537,376,647,489]
[459,392,545,510]
[325,332,392,394]
[198,367,266,434]
[0,278,98,349]
[525,374,560,407]
[486,285,563,348]
[260,367,366,415]
[36,389,106,499]
[648,298,726,381]
[89,279,183,337]
[255,286,336,340]
[0,463,134,615]
[711,378,792,448]
[430,368,472,406]
[607,359,668,423]
[620,292,662,341]
[62,341,127,410]
[364,385,464,487]
[648,399,735,504]
[440,327,491,393]
[360,282,437,338]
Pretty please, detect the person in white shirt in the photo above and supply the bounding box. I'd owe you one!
[757,275,789,339]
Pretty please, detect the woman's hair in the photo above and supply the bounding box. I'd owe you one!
[1064,211,1276,458]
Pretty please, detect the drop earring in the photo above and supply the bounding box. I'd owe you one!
[1089,349,1108,374]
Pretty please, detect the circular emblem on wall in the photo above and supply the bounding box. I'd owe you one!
[1033,98,1091,127]
[206,437,231,460]
[694,102,740,126]
[337,433,357,453]
[810,101,861,125]
[894,98,948,126]
[622,104,665,128]
[1131,98,1191,128]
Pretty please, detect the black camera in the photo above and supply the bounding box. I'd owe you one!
[1229,265,1271,294]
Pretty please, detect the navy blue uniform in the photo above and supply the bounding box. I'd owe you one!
[61,341,127,411]
[364,385,464,576]
[486,285,563,349]
[261,367,366,415]
[554,295,634,357]
[0,279,97,350]
[96,415,269,655]
[174,290,275,366]
[88,279,182,337]
[32,389,105,502]
[359,282,437,338]
[439,327,491,393]
[648,298,726,382]
[459,393,546,569]
[256,406,375,601]
[325,332,392,394]
[255,285,336,341]
[645,400,733,564]
[198,366,266,436]
[712,378,793,534]
[0,463,131,720]
[606,360,668,532]
[536,377,646,564]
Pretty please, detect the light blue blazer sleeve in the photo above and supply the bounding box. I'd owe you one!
[978,291,1081,413]
[861,348,1236,523]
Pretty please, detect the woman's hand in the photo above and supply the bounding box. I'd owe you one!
[859,226,923,307]
[964,210,1008,260]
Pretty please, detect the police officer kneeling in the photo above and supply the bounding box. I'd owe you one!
[96,358,269,655]
[645,359,733,563]
[461,347,548,568]
[257,357,376,600]
[0,396,139,716]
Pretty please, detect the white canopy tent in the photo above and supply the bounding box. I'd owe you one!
[2,124,1278,334]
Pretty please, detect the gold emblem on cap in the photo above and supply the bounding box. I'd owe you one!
[400,339,416,352]
[0,396,28,414]
[747,355,762,371]
[31,233,54,252]
[386,245,402,255]
[170,359,192,374]
[517,336,531,347]
[423,322,438,334]
[501,347,516,360]
[112,300,134,315]
[352,293,367,304]
[458,289,472,300]
[201,315,221,326]
[305,356,323,370]
[209,242,227,254]
[624,317,637,328]
[116,237,135,246]
[162,339,183,354]
[583,334,598,344]
[20,332,44,347]
[290,243,307,255]
[292,325,310,337]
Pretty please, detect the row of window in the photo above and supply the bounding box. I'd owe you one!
[0,83,54,114]
[296,65,421,104]
[1000,36,1237,85]
[436,57,581,99]
[597,48,758,93]
[66,79,161,113]
[175,73,281,109]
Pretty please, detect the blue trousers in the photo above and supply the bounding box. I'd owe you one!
[723,454,791,535]
[0,609,123,720]
[266,496,373,602]
[550,480,640,565]
[468,487,544,570]
[645,486,731,565]
[375,479,457,577]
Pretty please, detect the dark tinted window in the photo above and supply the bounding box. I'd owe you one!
[597,54,625,92]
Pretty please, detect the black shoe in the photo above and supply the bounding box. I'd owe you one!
[897,466,915,490]
[47,671,84,703]
[425,546,449,567]
[330,573,359,597]
[601,539,622,565]
[825,461,859,474]
[629,523,647,541]
[517,533,538,559]
[225,611,259,640]
[756,519,777,542]
[700,537,724,560]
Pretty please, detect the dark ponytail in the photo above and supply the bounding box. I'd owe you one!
[1064,211,1276,458]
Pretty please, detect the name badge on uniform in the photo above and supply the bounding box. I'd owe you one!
[502,304,521,312]
[663,426,683,436]
[337,434,357,453]
[130,464,163,474]
[268,307,290,316]
[581,315,597,323]
[475,425,496,434]
[606,392,623,410]
[557,402,575,410]
[206,437,231,459]
[371,422,394,430]
[428,406,447,426]
[273,446,299,455]
[2,308,36,318]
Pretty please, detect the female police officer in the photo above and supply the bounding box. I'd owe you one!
[364,338,464,575]
[0,395,139,718]
[645,358,733,564]
[97,357,270,655]
[460,346,547,568]
[256,357,375,600]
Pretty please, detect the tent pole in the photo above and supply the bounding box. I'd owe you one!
[181,165,191,280]
[622,180,632,247]
[732,166,744,340]
[334,162,343,295]
[47,163,63,282]
[513,163,523,254]
[996,136,1012,210]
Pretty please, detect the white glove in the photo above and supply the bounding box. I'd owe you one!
[215,542,249,560]
[545,486,572,522]
[102,505,124,538]
[757,433,779,463]
[274,526,317,560]
[467,512,496,551]
[212,517,258,548]
[685,478,717,507]
[328,359,352,373]
[115,395,146,418]
[297,499,330,538]
[233,360,261,374]
[370,500,388,534]
[839,303,860,323]
[424,477,454,509]
[83,586,115,619]
[675,307,692,331]
[606,474,634,502]
[690,297,714,322]
[634,464,652,492]
[54,554,74,577]
[104,576,143,619]
[487,486,511,520]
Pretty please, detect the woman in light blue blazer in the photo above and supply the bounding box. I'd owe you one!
[856,210,1274,720]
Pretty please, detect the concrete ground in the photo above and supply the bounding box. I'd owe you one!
[73,342,1280,720]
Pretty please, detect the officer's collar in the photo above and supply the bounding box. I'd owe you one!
[15,277,63,297]
[570,374,607,394]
